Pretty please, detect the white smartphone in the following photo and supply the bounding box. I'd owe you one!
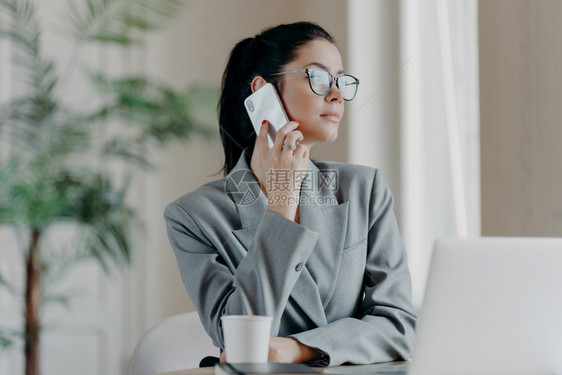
[244,83,289,147]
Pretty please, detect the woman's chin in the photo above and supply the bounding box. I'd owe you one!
[322,127,339,143]
[317,123,340,142]
[320,130,339,143]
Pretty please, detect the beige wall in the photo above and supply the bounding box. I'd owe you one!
[479,0,562,236]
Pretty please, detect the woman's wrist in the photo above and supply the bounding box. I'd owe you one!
[291,338,322,363]
[268,337,321,363]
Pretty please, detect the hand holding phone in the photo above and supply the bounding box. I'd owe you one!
[244,83,289,147]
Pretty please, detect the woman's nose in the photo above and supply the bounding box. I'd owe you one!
[326,83,343,102]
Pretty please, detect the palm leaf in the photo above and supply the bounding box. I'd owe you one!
[4,174,68,229]
[0,0,58,96]
[68,0,185,45]
[101,138,154,170]
[0,157,20,224]
[65,172,136,272]
[0,0,40,56]
[0,328,16,350]
[41,241,90,287]
[0,0,60,148]
[88,74,216,143]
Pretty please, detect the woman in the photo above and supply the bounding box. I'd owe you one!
[164,22,416,366]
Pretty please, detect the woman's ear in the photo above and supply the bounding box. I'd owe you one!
[251,76,268,93]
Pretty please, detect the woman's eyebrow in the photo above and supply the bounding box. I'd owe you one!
[304,62,345,74]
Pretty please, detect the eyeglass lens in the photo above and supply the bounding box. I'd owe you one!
[308,69,358,101]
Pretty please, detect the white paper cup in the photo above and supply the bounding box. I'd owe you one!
[221,315,273,363]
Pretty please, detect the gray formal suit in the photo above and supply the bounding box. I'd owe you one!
[164,152,417,366]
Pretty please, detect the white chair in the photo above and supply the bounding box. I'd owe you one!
[128,311,218,375]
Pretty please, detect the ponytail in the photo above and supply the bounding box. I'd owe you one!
[219,37,256,174]
[218,22,336,174]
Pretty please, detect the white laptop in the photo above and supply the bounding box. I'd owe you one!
[326,237,562,375]
[409,237,562,375]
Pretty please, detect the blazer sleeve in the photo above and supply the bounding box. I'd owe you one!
[290,170,417,366]
[164,203,319,348]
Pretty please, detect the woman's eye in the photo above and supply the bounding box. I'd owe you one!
[310,74,324,83]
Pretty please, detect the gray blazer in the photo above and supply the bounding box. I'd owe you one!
[164,153,417,366]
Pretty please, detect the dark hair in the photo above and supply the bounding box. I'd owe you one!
[218,22,336,174]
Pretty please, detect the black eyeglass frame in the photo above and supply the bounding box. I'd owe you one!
[270,68,360,101]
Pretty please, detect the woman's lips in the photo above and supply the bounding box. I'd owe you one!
[320,113,341,122]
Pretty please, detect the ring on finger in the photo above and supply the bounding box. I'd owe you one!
[283,140,299,151]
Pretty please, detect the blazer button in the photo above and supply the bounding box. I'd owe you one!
[295,263,303,272]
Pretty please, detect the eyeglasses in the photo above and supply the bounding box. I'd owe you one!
[271,68,360,101]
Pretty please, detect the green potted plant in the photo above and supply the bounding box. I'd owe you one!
[0,1,217,374]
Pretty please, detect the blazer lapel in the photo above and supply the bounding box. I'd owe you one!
[228,153,267,265]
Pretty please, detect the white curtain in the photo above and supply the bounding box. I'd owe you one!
[348,0,480,307]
